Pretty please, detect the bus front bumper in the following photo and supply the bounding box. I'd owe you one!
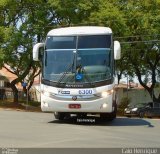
[41,94,114,113]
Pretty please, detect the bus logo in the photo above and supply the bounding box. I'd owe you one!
[72,96,77,101]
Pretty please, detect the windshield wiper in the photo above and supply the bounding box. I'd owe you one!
[56,51,76,86]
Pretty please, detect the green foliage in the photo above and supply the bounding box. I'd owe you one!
[0,0,160,102]
[27,101,40,107]
[0,0,47,102]
[48,0,100,26]
[118,97,131,115]
[19,100,40,107]
[114,0,160,102]
[88,0,128,36]
[119,97,131,109]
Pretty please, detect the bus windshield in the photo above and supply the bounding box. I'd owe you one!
[43,35,112,84]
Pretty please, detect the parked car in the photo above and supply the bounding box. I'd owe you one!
[124,103,146,118]
[124,102,160,118]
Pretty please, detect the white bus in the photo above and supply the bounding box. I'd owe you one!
[33,26,121,121]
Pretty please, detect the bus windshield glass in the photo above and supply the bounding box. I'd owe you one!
[43,35,112,83]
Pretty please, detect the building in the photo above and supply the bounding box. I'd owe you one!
[0,71,12,100]
[0,66,41,102]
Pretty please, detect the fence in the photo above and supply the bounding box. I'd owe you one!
[0,87,40,103]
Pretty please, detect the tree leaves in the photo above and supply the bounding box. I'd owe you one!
[0,0,160,102]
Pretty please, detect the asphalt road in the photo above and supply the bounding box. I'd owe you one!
[0,109,160,148]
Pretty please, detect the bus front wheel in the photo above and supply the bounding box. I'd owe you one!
[100,110,116,121]
[54,112,65,120]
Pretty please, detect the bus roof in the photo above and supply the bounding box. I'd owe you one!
[47,26,112,36]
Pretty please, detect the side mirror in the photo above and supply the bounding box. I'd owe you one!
[114,41,121,60]
[33,43,44,61]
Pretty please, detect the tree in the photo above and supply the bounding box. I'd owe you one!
[117,0,160,102]
[82,0,160,102]
[1,0,98,103]
[1,27,40,103]
[0,0,49,103]
[48,0,101,26]
[0,0,159,103]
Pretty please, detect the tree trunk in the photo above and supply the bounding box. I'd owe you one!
[133,65,160,103]
[152,92,160,103]
[10,82,19,104]
[145,87,160,103]
[117,73,122,85]
[7,62,33,104]
[23,86,31,102]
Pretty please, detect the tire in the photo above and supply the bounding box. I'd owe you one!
[147,116,152,119]
[145,111,152,119]
[108,110,117,121]
[100,108,117,121]
[139,112,144,118]
[54,112,65,120]
[126,115,131,118]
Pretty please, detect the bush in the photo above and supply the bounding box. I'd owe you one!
[28,101,40,107]
[117,97,131,115]
[19,100,40,107]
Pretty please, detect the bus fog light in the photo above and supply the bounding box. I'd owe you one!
[43,101,49,107]
[102,103,108,108]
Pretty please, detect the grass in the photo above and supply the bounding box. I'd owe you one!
[0,99,41,112]
[19,100,40,107]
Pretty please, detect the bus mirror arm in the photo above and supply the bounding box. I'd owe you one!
[33,43,44,61]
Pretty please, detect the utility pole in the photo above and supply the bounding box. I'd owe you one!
[22,82,28,110]
[127,75,129,98]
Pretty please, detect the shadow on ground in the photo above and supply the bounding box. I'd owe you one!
[48,116,154,127]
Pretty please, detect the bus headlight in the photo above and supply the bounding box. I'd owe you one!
[101,90,114,98]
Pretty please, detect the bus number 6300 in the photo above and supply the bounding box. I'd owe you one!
[79,90,92,95]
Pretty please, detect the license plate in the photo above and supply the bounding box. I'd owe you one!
[126,111,131,113]
[69,104,81,109]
